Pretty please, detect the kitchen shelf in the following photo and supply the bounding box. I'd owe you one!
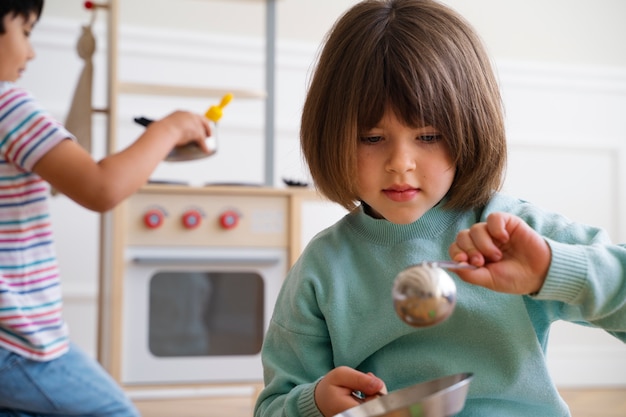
[117,82,266,99]
[103,0,277,168]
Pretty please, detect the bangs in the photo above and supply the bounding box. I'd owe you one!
[356,25,449,134]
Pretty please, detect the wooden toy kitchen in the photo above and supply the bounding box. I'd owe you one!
[77,0,342,412]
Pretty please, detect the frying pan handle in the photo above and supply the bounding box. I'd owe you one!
[133,116,153,127]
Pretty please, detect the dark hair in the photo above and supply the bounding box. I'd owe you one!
[301,0,507,211]
[0,0,44,33]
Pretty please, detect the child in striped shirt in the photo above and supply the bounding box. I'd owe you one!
[0,1,212,415]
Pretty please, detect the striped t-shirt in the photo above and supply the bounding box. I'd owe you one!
[0,82,73,361]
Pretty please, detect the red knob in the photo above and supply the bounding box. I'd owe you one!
[84,1,94,9]
[219,210,240,229]
[143,208,165,229]
[182,210,202,229]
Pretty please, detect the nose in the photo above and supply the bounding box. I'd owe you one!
[385,141,416,173]
[27,42,36,61]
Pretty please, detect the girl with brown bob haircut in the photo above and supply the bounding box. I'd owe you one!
[301,0,506,211]
[255,1,626,416]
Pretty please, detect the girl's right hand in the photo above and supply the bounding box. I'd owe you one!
[314,366,386,417]
[449,212,550,295]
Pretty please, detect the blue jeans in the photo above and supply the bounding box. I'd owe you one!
[0,343,140,416]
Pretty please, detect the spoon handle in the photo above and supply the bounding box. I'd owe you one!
[423,261,477,270]
[351,390,385,402]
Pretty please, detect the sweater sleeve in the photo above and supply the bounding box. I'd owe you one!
[254,256,332,417]
[537,237,626,340]
[254,321,325,417]
[489,195,626,342]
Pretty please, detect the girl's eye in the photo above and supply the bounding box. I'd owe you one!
[359,135,383,144]
[419,134,442,143]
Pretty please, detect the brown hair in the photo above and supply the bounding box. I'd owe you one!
[301,0,506,211]
[0,0,43,33]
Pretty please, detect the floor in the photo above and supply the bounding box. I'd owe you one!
[133,388,626,417]
[134,396,254,417]
[559,388,626,417]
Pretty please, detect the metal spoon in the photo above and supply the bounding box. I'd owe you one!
[392,261,476,327]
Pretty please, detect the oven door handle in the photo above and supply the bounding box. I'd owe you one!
[131,255,281,266]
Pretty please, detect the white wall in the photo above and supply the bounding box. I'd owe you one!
[41,0,626,67]
[16,0,626,388]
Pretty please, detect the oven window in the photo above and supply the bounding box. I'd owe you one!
[148,271,264,357]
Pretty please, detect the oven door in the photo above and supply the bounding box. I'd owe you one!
[121,246,286,385]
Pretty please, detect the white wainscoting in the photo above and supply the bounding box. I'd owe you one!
[21,18,626,387]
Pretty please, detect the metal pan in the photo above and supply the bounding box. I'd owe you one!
[163,141,216,162]
[133,116,217,162]
[334,372,473,417]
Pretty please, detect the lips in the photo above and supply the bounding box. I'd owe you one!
[383,186,419,202]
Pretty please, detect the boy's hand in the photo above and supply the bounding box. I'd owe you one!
[150,111,213,153]
[448,212,551,295]
[314,366,386,417]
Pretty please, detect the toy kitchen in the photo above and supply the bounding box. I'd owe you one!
[97,183,327,403]
[82,0,346,405]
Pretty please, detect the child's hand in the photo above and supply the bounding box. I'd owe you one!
[314,366,386,417]
[448,212,551,295]
[149,110,213,153]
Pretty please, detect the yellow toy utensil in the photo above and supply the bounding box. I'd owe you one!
[205,93,233,123]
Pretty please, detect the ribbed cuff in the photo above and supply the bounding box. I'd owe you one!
[297,378,324,417]
[533,239,587,303]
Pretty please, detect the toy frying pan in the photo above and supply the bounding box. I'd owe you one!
[134,93,232,162]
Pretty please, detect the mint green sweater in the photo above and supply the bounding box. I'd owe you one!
[254,193,626,417]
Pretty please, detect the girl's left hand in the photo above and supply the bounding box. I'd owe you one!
[448,212,551,295]
[314,366,387,417]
